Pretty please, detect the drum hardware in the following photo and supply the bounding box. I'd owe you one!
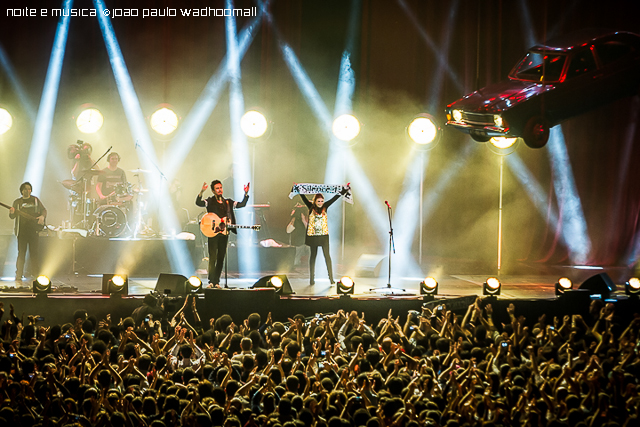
[61,175,145,238]
[60,171,100,230]
[93,205,128,237]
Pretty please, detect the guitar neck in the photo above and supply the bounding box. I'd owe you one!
[228,225,260,230]
[0,201,39,222]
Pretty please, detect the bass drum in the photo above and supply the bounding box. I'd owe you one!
[94,205,127,237]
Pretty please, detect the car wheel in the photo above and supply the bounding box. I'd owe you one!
[469,131,491,143]
[523,116,550,148]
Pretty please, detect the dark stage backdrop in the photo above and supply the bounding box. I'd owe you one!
[1,0,639,274]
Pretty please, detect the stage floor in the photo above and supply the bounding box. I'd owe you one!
[0,265,602,300]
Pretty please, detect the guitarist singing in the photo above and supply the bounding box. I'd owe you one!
[8,182,47,283]
[196,179,249,288]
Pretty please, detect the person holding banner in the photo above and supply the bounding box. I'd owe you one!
[293,183,350,285]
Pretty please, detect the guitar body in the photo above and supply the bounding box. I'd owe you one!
[0,201,45,232]
[200,213,229,238]
[199,212,262,238]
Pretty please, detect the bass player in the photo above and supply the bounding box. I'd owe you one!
[196,179,249,288]
[8,182,47,283]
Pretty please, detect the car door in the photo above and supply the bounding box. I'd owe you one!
[548,46,600,122]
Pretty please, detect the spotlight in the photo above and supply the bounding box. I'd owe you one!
[332,114,360,141]
[555,277,573,296]
[490,137,517,149]
[32,276,51,295]
[490,137,518,149]
[76,108,104,133]
[337,276,355,295]
[626,277,640,296]
[251,275,294,295]
[240,110,268,138]
[186,276,203,293]
[483,277,501,295]
[420,277,438,300]
[0,108,12,135]
[270,276,283,288]
[150,107,179,135]
[407,114,440,147]
[102,274,129,297]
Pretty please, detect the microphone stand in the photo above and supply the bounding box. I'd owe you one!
[133,141,168,236]
[371,202,405,293]
[134,140,167,181]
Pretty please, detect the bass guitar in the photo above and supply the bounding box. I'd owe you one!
[199,212,260,238]
[0,201,45,231]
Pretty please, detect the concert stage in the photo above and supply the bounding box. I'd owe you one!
[1,264,638,329]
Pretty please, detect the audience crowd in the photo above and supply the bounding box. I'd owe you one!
[1,293,640,427]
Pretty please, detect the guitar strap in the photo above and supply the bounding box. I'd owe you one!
[225,198,232,225]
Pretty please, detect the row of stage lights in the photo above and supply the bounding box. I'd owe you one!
[32,274,204,297]
[0,105,518,149]
[29,274,640,298]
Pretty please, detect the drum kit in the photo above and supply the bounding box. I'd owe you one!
[61,169,152,237]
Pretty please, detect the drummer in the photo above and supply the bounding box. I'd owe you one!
[96,152,127,205]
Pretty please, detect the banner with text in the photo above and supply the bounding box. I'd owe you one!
[289,183,353,204]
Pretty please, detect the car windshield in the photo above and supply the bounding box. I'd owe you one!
[511,51,566,82]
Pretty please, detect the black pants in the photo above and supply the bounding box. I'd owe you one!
[207,234,229,285]
[16,230,39,279]
[308,236,334,284]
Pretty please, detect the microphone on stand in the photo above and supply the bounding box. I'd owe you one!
[385,200,391,208]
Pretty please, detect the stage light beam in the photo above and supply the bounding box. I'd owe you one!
[0,43,36,123]
[23,0,73,191]
[225,0,260,278]
[94,0,194,276]
[547,127,592,264]
[0,108,12,135]
[163,13,264,182]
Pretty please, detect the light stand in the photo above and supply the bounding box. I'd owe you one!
[487,137,519,277]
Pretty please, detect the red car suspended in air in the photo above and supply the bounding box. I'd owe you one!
[445,30,640,148]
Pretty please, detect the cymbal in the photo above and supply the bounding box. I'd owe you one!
[130,169,151,173]
[60,179,83,191]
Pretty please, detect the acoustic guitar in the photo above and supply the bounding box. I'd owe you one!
[199,212,260,238]
[0,201,45,231]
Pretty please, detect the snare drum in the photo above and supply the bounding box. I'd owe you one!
[94,205,127,237]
